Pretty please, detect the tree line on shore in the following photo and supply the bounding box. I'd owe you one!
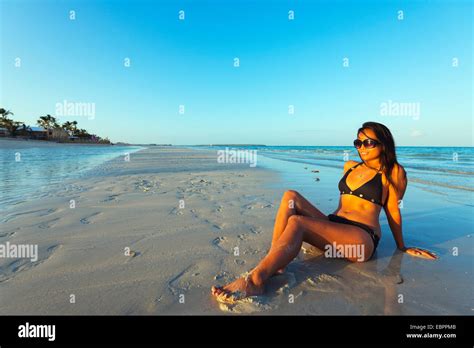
[0,108,110,144]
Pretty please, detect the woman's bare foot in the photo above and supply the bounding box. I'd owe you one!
[211,274,264,303]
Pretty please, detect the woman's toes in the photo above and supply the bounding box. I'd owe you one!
[221,291,230,298]
[211,286,224,296]
[218,293,229,301]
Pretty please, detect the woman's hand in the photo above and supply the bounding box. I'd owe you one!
[401,246,438,260]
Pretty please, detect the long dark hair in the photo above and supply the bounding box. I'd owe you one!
[357,121,399,192]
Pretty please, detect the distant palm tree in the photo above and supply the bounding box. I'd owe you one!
[61,120,78,135]
[1,118,24,136]
[0,108,23,136]
[37,114,59,129]
[74,128,90,138]
[0,108,14,119]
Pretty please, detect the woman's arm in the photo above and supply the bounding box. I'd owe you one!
[383,165,437,259]
[383,166,407,250]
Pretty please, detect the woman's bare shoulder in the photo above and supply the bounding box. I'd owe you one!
[381,163,406,181]
[392,163,407,181]
[387,163,408,199]
[343,160,359,171]
[381,163,407,189]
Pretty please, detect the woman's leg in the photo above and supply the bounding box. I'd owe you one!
[271,190,327,248]
[270,190,327,275]
[211,215,374,301]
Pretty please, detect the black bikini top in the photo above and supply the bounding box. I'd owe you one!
[338,162,384,206]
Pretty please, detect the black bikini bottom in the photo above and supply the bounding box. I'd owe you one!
[327,214,380,259]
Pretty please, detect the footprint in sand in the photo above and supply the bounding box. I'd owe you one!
[2,208,57,223]
[191,178,211,186]
[234,259,246,265]
[305,273,345,293]
[190,209,222,228]
[101,194,120,203]
[0,228,20,238]
[38,217,61,229]
[242,202,258,210]
[80,212,102,225]
[212,236,229,253]
[238,234,249,241]
[225,183,236,189]
[168,264,200,296]
[0,244,61,283]
[204,219,224,230]
[135,179,160,193]
[243,247,262,256]
[169,207,184,216]
[213,271,231,281]
[41,208,57,215]
[250,226,263,234]
[242,201,273,210]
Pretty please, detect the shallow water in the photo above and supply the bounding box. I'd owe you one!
[0,143,144,210]
[193,145,474,199]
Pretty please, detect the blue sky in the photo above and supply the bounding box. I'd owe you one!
[1,0,472,146]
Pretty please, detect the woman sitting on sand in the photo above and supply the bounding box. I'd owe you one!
[211,121,437,303]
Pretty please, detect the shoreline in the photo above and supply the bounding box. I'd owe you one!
[0,138,146,211]
[0,137,170,147]
[0,137,118,147]
[0,146,472,315]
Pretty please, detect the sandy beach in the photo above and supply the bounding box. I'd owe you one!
[0,141,472,315]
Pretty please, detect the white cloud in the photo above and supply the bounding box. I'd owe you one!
[410,129,423,137]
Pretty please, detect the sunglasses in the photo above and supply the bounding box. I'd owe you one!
[353,138,380,149]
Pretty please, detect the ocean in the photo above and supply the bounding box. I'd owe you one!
[194,145,474,198]
[0,143,144,210]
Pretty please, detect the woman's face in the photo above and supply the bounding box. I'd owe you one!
[357,128,382,161]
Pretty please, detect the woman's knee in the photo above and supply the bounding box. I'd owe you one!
[286,215,305,235]
[282,190,301,208]
[287,214,300,224]
[283,189,300,199]
[279,216,304,251]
